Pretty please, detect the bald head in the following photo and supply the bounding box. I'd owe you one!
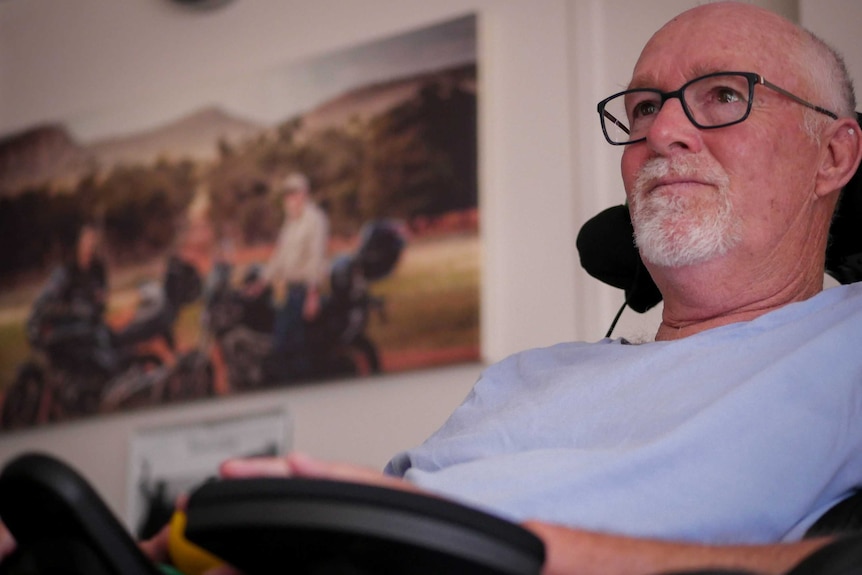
[634,2,854,119]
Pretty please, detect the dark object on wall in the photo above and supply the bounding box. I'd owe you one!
[169,0,235,11]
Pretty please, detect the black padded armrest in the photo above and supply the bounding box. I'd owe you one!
[185,477,545,575]
[0,453,160,575]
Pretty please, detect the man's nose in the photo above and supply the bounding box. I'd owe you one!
[645,97,703,154]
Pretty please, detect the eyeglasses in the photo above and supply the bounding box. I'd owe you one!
[597,71,838,146]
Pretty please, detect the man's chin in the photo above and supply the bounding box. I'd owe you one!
[637,237,730,269]
[633,211,740,269]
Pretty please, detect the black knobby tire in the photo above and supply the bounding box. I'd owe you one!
[165,352,215,402]
[227,338,264,391]
[2,363,47,430]
[101,354,164,412]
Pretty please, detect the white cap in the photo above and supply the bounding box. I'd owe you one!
[280,172,310,194]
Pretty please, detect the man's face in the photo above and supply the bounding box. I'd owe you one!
[283,189,307,219]
[77,227,98,268]
[619,4,822,274]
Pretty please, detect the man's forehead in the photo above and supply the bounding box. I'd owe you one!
[628,62,750,90]
[630,3,793,90]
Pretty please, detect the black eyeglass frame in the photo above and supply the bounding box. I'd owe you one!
[597,71,839,146]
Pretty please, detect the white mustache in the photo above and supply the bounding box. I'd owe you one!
[633,156,730,195]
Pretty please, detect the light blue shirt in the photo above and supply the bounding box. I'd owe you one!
[386,283,862,544]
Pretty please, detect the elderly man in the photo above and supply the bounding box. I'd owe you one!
[140,2,862,574]
[258,172,329,365]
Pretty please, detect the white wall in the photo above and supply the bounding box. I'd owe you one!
[1,0,860,523]
[799,0,862,87]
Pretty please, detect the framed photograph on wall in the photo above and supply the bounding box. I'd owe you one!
[0,13,479,431]
[126,409,291,537]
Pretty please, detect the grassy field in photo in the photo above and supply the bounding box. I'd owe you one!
[366,231,480,371]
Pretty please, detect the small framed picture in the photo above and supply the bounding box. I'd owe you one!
[126,409,291,537]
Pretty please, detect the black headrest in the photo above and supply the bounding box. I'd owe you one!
[576,204,662,313]
[577,112,862,313]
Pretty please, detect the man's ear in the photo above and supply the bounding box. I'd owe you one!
[815,116,862,198]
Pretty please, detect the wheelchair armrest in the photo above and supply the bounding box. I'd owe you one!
[184,477,545,575]
[0,453,160,575]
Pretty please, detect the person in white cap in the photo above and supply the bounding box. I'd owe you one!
[258,172,329,367]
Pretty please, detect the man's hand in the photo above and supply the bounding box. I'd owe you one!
[137,493,189,567]
[219,451,419,493]
[302,289,321,321]
[0,521,16,562]
[138,522,171,565]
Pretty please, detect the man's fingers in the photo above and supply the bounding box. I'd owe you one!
[0,522,17,560]
[285,452,420,492]
[218,452,419,493]
[219,456,292,478]
[138,523,171,563]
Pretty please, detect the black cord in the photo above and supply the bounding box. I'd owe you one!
[604,301,627,338]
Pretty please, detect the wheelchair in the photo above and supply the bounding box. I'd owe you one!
[1,114,860,575]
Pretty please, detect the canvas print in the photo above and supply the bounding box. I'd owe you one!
[0,14,479,431]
